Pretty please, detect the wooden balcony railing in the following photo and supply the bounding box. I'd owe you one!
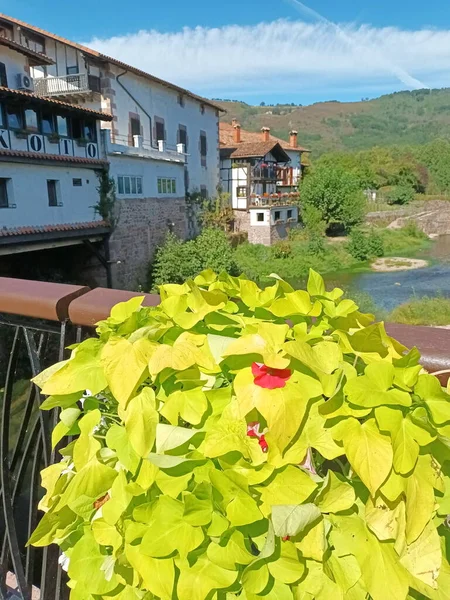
[1,276,449,598]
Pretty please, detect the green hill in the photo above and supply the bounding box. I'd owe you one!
[216,88,450,157]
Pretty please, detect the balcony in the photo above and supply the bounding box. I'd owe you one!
[34,73,101,99]
[252,165,277,180]
[102,130,186,165]
[249,192,300,207]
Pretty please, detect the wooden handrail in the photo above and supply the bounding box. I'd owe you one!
[0,277,449,380]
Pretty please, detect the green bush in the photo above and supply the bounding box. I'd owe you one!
[271,240,292,259]
[30,270,450,599]
[301,166,366,230]
[402,219,427,239]
[348,229,385,262]
[150,228,237,287]
[390,295,450,326]
[388,185,415,205]
[367,229,385,257]
[347,229,371,261]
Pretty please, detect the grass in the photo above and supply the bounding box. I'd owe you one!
[233,225,431,284]
[389,296,450,326]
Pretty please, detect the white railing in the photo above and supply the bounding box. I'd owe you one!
[35,74,90,97]
[102,130,187,164]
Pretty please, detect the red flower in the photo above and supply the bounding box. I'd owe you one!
[247,422,269,453]
[252,362,291,389]
[282,536,290,541]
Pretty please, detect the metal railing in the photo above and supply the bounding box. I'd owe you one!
[34,74,100,97]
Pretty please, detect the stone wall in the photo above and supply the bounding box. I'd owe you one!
[109,196,187,290]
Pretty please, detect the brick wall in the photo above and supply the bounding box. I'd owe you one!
[109,197,187,289]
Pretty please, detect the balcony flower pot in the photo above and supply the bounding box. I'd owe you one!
[14,130,28,139]
[76,138,90,147]
[47,133,61,142]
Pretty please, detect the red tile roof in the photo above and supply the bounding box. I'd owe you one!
[219,122,309,152]
[0,220,109,238]
[0,13,225,113]
[0,35,54,65]
[0,86,113,120]
[228,141,290,160]
[0,149,108,167]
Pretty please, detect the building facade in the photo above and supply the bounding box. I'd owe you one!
[0,34,113,283]
[0,12,224,288]
[219,122,308,246]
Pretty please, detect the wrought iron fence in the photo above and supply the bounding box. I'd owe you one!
[0,314,72,600]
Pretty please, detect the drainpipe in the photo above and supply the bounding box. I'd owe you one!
[116,69,153,147]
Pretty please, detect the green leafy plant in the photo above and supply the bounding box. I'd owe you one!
[94,168,118,226]
[388,185,416,205]
[301,166,366,231]
[347,229,385,262]
[150,229,237,288]
[30,270,450,600]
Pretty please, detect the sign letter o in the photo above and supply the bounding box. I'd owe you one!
[87,143,97,158]
[30,135,43,152]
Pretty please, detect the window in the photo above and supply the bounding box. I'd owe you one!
[237,186,247,198]
[117,176,143,196]
[41,112,55,135]
[72,178,82,187]
[0,62,7,87]
[57,115,69,137]
[7,105,22,130]
[200,104,205,115]
[83,119,96,142]
[157,177,177,195]
[67,66,78,75]
[200,131,207,167]
[0,22,13,40]
[71,117,82,139]
[0,178,9,208]
[274,211,281,221]
[0,103,4,128]
[47,180,59,207]
[130,116,140,137]
[287,209,293,219]
[24,108,39,133]
[257,212,264,222]
[200,186,207,199]
[155,118,165,142]
[177,94,185,107]
[178,125,188,150]
[23,32,45,54]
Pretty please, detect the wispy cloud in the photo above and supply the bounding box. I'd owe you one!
[83,19,450,100]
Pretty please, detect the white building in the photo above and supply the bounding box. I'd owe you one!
[0,13,224,288]
[0,33,113,282]
[219,121,308,246]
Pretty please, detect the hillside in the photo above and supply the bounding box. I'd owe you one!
[216,88,450,157]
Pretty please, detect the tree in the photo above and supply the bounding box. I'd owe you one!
[300,166,365,231]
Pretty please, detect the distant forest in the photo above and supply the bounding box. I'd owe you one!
[216,88,450,159]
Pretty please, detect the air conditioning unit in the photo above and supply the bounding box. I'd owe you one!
[16,73,34,92]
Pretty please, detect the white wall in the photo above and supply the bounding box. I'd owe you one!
[108,65,219,198]
[1,46,27,86]
[107,154,185,199]
[0,162,101,228]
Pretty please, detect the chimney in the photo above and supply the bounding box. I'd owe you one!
[233,123,241,144]
[289,130,298,148]
[261,126,270,142]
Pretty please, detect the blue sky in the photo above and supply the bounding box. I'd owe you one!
[3,0,450,104]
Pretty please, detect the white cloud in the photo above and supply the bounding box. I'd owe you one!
[83,19,450,99]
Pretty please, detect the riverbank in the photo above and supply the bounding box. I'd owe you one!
[234,225,431,284]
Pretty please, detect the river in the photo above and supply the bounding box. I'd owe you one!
[324,235,450,312]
